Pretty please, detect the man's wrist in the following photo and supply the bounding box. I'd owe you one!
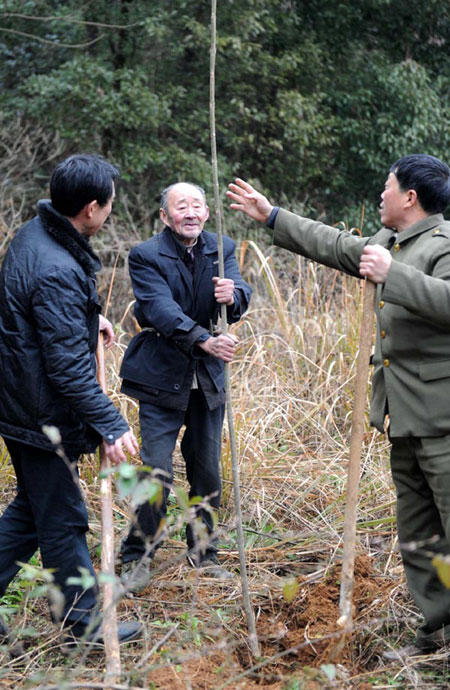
[266,206,279,229]
[196,333,211,344]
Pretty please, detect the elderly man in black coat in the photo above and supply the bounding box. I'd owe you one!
[120,182,251,589]
[0,154,140,645]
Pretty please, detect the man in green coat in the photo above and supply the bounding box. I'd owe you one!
[227,154,450,660]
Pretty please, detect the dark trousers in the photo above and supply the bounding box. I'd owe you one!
[0,438,97,627]
[390,436,450,644]
[121,390,225,563]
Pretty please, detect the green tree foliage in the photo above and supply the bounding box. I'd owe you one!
[0,0,449,233]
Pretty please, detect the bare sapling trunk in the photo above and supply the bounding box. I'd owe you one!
[339,279,377,627]
[96,336,121,683]
[209,0,260,658]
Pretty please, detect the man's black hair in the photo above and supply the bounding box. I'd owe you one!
[390,154,450,215]
[50,154,119,217]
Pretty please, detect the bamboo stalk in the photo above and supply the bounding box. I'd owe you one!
[209,0,260,658]
[338,279,377,627]
[96,336,121,683]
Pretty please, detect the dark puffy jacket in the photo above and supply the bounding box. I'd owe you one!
[0,200,129,454]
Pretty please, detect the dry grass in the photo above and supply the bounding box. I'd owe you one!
[0,236,447,689]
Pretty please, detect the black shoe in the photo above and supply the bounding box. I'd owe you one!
[121,557,153,593]
[187,552,234,580]
[64,620,143,648]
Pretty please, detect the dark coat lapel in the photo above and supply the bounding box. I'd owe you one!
[194,232,216,293]
[159,227,194,298]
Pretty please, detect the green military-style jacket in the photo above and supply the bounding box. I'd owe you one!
[273,209,450,437]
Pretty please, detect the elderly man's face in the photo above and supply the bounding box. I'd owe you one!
[160,183,209,246]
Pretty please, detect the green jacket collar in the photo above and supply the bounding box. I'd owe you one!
[396,213,444,244]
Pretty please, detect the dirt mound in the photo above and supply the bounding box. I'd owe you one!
[252,554,393,672]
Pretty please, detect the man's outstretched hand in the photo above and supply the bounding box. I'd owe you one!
[227,178,274,224]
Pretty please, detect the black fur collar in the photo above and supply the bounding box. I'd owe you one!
[37,200,101,276]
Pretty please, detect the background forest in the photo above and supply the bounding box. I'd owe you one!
[1,2,450,689]
[1,0,450,237]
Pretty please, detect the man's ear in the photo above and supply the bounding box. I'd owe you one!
[160,207,169,225]
[205,205,210,221]
[405,189,418,208]
[85,200,97,219]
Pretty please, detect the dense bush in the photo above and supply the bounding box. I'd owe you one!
[0,0,449,235]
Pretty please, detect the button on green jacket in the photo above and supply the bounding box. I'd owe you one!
[273,209,450,437]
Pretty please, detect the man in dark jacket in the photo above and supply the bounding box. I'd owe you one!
[0,154,140,645]
[120,182,251,589]
[227,154,450,660]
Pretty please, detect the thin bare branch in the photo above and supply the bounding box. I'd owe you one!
[0,12,144,29]
[0,26,105,48]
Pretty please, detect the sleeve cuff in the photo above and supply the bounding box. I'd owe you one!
[266,206,280,229]
[196,332,211,343]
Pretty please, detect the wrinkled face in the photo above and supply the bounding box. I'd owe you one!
[379,172,410,229]
[160,183,209,246]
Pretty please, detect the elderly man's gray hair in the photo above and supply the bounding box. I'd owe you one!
[160,183,207,213]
